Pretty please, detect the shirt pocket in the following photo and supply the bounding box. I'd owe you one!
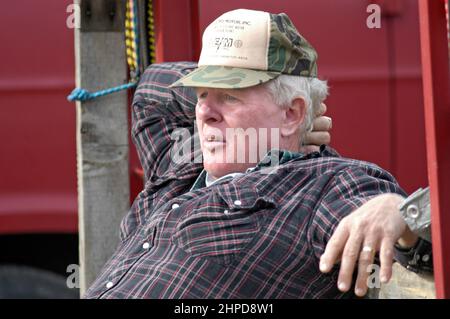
[171,182,277,266]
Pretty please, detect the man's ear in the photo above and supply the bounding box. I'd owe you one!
[280,97,306,137]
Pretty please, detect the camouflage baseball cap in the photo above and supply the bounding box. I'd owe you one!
[170,9,318,89]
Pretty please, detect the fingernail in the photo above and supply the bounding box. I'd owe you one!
[338,282,347,291]
[320,262,328,272]
[380,275,388,283]
[355,288,364,296]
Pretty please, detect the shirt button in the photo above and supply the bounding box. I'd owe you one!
[406,204,420,219]
[234,200,242,206]
[142,242,150,250]
[224,209,230,215]
[171,203,180,209]
[106,281,114,289]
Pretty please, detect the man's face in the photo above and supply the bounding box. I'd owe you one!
[195,84,286,179]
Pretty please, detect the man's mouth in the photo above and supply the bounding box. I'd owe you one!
[205,134,224,142]
[203,134,226,151]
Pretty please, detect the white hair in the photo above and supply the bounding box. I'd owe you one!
[263,75,329,145]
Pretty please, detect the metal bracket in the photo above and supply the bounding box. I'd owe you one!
[79,0,125,32]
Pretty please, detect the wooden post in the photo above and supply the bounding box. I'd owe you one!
[74,0,129,295]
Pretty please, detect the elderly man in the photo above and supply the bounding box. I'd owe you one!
[84,9,420,299]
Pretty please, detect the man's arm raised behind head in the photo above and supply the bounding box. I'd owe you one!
[131,62,201,186]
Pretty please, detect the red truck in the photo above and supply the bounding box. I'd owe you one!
[0,0,428,297]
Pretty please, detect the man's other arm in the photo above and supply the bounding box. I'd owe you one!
[308,164,406,296]
[321,188,433,297]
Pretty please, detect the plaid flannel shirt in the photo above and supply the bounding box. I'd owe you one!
[84,62,406,299]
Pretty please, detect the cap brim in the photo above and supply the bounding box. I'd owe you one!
[169,65,280,89]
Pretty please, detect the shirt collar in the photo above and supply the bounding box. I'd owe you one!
[189,146,336,191]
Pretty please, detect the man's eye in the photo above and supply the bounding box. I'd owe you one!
[224,94,239,102]
[197,91,208,99]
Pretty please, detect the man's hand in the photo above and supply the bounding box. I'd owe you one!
[301,103,332,153]
[319,193,419,297]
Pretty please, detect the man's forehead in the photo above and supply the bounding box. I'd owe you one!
[195,87,244,93]
[194,84,267,94]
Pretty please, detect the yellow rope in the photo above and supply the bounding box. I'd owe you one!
[147,0,156,64]
[125,0,138,72]
[126,0,157,73]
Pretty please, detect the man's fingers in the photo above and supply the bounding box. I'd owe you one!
[303,131,331,146]
[312,116,332,131]
[315,102,327,117]
[354,241,378,297]
[379,237,395,284]
[337,232,364,292]
[320,223,349,273]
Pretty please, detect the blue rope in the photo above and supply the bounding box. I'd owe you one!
[67,82,137,102]
[67,0,140,103]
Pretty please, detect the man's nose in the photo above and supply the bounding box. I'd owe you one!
[196,99,222,123]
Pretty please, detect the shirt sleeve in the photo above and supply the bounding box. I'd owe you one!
[120,63,203,241]
[131,62,202,186]
[308,164,407,260]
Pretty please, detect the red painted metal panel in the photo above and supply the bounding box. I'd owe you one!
[153,0,200,62]
[418,0,450,299]
[0,0,78,234]
[390,3,428,196]
[0,1,145,234]
[0,194,77,234]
